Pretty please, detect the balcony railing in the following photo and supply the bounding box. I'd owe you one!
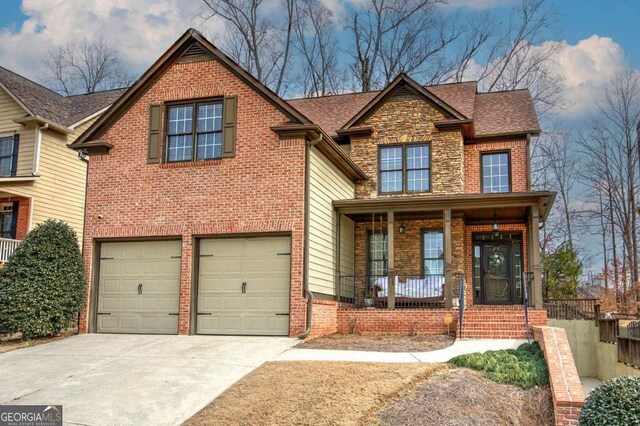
[339,273,463,309]
[0,238,21,263]
[543,298,600,320]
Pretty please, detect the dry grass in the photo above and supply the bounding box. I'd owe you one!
[0,330,75,354]
[378,368,554,426]
[184,361,445,426]
[297,333,455,352]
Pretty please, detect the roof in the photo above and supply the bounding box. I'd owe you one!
[0,66,126,128]
[285,81,540,138]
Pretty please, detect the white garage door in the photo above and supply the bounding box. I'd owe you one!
[97,240,181,334]
[197,236,291,335]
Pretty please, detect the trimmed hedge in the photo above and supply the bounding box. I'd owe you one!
[0,220,85,340]
[448,342,549,389]
[579,376,640,426]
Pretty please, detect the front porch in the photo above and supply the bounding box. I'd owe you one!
[0,194,31,262]
[332,192,555,320]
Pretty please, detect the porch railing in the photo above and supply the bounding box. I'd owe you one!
[0,238,21,263]
[543,298,600,320]
[339,273,463,309]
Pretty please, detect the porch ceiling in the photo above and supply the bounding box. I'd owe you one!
[333,191,556,222]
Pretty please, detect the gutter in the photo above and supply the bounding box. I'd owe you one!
[297,134,322,340]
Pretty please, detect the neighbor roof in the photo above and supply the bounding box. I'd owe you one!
[285,81,539,138]
[0,66,126,128]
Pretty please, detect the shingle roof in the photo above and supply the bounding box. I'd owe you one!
[285,81,540,138]
[0,66,126,127]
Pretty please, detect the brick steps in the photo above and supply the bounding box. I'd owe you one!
[460,307,548,339]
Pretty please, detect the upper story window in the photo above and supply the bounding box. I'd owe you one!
[0,135,17,177]
[166,100,223,163]
[379,143,430,194]
[481,151,510,193]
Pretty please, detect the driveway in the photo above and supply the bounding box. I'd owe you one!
[0,334,297,425]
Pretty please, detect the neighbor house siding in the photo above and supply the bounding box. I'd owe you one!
[308,146,355,296]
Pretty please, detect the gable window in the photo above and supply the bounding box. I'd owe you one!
[166,100,223,162]
[481,151,511,193]
[422,230,444,276]
[379,143,430,194]
[0,135,16,176]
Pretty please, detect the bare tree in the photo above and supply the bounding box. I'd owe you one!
[199,0,295,95]
[292,0,344,96]
[346,0,454,92]
[42,38,135,96]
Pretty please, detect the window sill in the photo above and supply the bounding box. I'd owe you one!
[159,159,223,168]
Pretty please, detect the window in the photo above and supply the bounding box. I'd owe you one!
[422,230,444,276]
[166,101,223,162]
[379,144,430,194]
[481,152,510,193]
[0,204,14,239]
[0,136,14,176]
[367,232,388,277]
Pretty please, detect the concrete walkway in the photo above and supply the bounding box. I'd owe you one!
[0,334,297,426]
[580,377,602,397]
[275,338,529,363]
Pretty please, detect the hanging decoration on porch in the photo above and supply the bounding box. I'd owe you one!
[489,248,505,269]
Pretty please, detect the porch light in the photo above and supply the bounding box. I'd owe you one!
[399,222,405,235]
[492,211,499,237]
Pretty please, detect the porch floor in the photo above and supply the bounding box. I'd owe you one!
[274,338,528,363]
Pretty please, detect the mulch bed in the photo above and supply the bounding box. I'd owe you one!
[185,361,445,426]
[297,333,456,352]
[378,368,554,426]
[0,330,75,354]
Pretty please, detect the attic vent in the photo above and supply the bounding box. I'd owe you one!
[183,43,206,57]
[393,86,413,97]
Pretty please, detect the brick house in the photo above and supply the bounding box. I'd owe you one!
[0,66,123,261]
[72,29,554,338]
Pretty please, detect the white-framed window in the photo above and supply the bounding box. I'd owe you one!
[166,100,223,162]
[481,151,511,193]
[379,143,430,194]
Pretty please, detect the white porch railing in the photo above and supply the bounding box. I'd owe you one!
[0,238,21,263]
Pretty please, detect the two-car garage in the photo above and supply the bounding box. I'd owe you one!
[94,236,291,336]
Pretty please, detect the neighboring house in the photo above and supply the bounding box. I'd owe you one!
[0,66,125,261]
[72,29,555,338]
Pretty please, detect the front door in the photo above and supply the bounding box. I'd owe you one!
[482,242,513,304]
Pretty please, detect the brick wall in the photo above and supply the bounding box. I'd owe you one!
[309,299,339,338]
[79,57,307,336]
[464,140,529,193]
[350,92,465,198]
[337,308,458,335]
[534,326,584,426]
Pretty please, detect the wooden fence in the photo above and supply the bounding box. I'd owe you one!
[618,335,640,369]
[544,298,599,320]
[599,319,619,344]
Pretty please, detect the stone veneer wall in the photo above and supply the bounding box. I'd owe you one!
[350,93,464,199]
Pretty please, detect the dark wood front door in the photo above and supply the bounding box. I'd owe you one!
[482,242,513,304]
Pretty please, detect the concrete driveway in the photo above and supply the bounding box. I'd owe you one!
[0,334,297,425]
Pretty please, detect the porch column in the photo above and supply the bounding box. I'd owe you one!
[528,205,543,308]
[387,210,395,310]
[444,208,453,308]
[335,212,342,302]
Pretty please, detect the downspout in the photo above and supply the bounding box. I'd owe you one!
[32,123,48,175]
[297,133,322,339]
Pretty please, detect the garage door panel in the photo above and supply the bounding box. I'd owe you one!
[197,236,290,336]
[97,240,181,334]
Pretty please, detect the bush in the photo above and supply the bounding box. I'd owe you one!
[0,220,85,340]
[579,376,640,426]
[448,342,549,389]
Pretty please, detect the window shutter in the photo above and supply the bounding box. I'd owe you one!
[10,201,18,240]
[11,133,19,176]
[147,105,162,163]
[222,96,237,157]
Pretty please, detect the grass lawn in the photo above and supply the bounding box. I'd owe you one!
[296,333,455,352]
[185,361,553,426]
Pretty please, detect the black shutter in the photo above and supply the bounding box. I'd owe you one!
[9,201,18,240]
[11,133,19,176]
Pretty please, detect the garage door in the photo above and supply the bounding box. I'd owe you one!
[197,236,291,335]
[97,240,181,334]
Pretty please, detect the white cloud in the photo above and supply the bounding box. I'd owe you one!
[548,35,628,117]
[0,0,224,83]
